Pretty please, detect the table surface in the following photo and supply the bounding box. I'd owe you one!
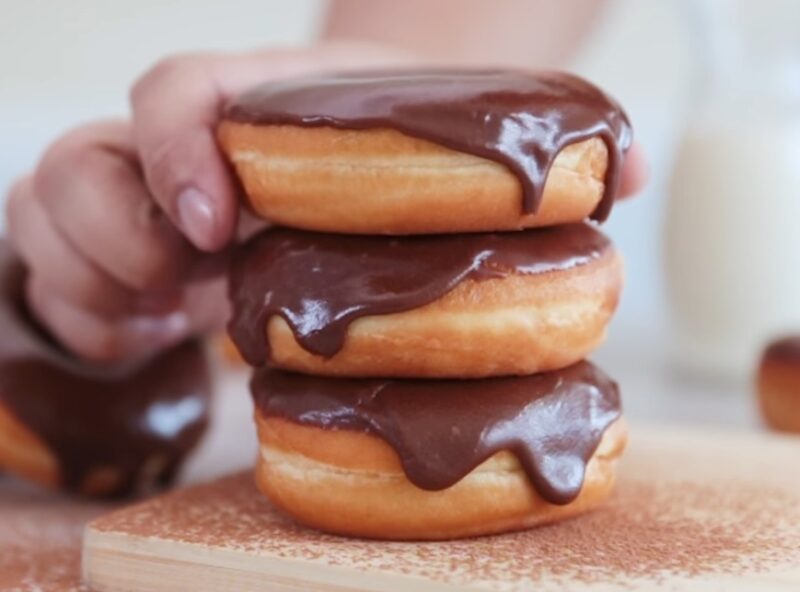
[0,331,770,590]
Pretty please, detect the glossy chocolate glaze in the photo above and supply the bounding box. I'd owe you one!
[252,361,621,504]
[763,336,800,364]
[225,69,632,220]
[228,223,611,365]
[0,242,210,497]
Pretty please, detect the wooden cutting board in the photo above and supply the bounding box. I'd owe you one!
[82,425,800,591]
[0,479,111,592]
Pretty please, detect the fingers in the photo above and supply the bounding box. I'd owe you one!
[617,141,648,200]
[23,269,229,364]
[6,176,137,317]
[3,120,229,363]
[32,120,196,293]
[26,276,190,363]
[130,42,418,252]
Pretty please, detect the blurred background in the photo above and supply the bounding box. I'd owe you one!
[1,0,799,431]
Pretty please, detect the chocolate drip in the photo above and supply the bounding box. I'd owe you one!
[252,362,621,504]
[228,223,610,365]
[225,69,632,220]
[0,242,210,497]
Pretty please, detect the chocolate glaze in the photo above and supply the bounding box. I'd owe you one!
[228,223,610,365]
[252,361,621,505]
[763,336,800,364]
[225,69,632,220]
[0,242,210,497]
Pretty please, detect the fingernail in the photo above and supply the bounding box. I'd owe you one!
[176,187,216,250]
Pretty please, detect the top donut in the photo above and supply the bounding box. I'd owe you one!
[218,69,632,235]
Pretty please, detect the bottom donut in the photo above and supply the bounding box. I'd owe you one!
[251,362,627,540]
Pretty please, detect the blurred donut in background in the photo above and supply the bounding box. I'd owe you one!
[0,242,211,497]
[757,336,800,434]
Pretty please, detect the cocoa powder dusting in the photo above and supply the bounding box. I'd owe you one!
[0,480,110,591]
[89,467,800,589]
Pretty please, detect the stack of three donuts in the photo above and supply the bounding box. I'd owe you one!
[220,69,632,540]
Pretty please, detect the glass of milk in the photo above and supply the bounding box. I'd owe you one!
[665,0,800,379]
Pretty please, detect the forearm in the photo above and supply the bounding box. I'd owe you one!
[322,0,607,68]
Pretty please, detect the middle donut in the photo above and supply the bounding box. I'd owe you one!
[229,223,622,378]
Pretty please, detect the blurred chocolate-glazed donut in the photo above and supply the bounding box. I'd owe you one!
[0,241,211,497]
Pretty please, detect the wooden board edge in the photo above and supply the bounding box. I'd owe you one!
[82,527,465,592]
[83,527,800,592]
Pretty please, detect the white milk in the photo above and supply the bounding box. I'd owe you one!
[664,0,800,379]
[665,111,800,378]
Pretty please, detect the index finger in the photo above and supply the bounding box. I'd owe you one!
[130,52,240,252]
